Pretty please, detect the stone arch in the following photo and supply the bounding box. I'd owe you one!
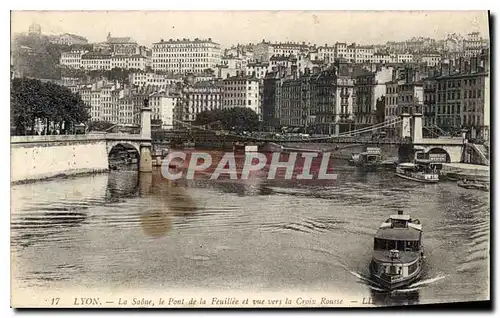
[107,142,141,168]
[107,141,140,155]
[426,147,451,163]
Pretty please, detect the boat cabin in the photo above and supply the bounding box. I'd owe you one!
[374,212,422,252]
[371,211,424,286]
[415,159,443,171]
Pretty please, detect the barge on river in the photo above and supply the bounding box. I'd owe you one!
[370,210,424,290]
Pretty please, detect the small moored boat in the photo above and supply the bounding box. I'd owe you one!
[395,161,440,183]
[370,210,424,290]
[457,179,489,191]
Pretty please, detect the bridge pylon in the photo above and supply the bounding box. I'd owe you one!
[139,99,152,172]
[400,109,423,144]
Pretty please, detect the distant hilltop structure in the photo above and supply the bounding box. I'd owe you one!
[28,22,41,36]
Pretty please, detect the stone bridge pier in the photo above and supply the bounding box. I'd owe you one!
[139,100,152,172]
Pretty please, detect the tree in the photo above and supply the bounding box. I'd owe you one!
[11,78,89,135]
[194,108,259,132]
[11,34,63,79]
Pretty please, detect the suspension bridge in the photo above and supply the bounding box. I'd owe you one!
[152,117,407,144]
[11,102,489,183]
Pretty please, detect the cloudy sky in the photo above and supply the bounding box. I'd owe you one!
[11,11,489,47]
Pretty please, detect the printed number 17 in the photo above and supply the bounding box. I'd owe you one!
[51,298,60,305]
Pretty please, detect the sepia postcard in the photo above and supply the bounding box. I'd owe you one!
[10,10,491,308]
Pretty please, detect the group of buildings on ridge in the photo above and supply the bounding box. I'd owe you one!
[17,23,490,140]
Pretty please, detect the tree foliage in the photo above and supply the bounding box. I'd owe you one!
[11,78,89,135]
[194,108,259,132]
[11,34,63,79]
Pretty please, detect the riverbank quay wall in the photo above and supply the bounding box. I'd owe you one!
[11,135,109,183]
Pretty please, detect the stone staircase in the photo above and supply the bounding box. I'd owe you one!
[469,143,490,166]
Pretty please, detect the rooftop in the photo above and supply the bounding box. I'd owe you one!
[223,75,259,81]
[375,226,421,241]
[153,38,218,45]
[107,36,135,44]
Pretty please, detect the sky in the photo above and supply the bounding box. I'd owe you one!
[10,11,490,48]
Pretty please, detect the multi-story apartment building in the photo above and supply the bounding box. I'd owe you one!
[355,45,376,63]
[280,73,312,128]
[176,81,223,127]
[423,77,437,129]
[434,56,489,139]
[416,52,441,67]
[79,81,115,122]
[151,38,222,74]
[272,42,310,57]
[128,72,183,88]
[354,66,394,127]
[110,55,148,70]
[60,50,88,69]
[385,79,402,137]
[149,91,181,129]
[262,69,285,129]
[386,37,437,54]
[245,62,270,79]
[396,53,414,64]
[463,32,489,53]
[310,62,355,135]
[118,91,147,126]
[253,40,310,63]
[47,33,88,46]
[81,52,112,70]
[397,68,424,117]
[222,75,260,116]
[372,53,393,64]
[318,44,335,63]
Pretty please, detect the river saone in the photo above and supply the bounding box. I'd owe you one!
[11,150,489,306]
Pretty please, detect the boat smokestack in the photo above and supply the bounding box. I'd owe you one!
[398,210,404,215]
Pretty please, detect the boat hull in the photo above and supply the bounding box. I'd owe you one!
[457,182,489,191]
[395,172,439,183]
[369,260,424,290]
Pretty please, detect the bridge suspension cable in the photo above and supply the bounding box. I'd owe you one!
[423,126,440,138]
[166,116,403,142]
[336,118,401,137]
[104,111,143,132]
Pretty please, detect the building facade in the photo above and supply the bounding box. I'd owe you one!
[60,50,88,69]
[222,76,261,115]
[128,72,183,88]
[111,55,148,70]
[176,81,223,126]
[151,38,222,74]
[149,91,180,129]
[354,66,393,126]
[81,52,112,70]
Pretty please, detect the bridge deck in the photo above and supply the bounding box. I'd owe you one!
[11,133,152,145]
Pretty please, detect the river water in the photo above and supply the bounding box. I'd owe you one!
[11,150,490,306]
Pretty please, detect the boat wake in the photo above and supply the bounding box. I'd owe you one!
[348,269,446,293]
[407,275,446,288]
[348,270,383,288]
